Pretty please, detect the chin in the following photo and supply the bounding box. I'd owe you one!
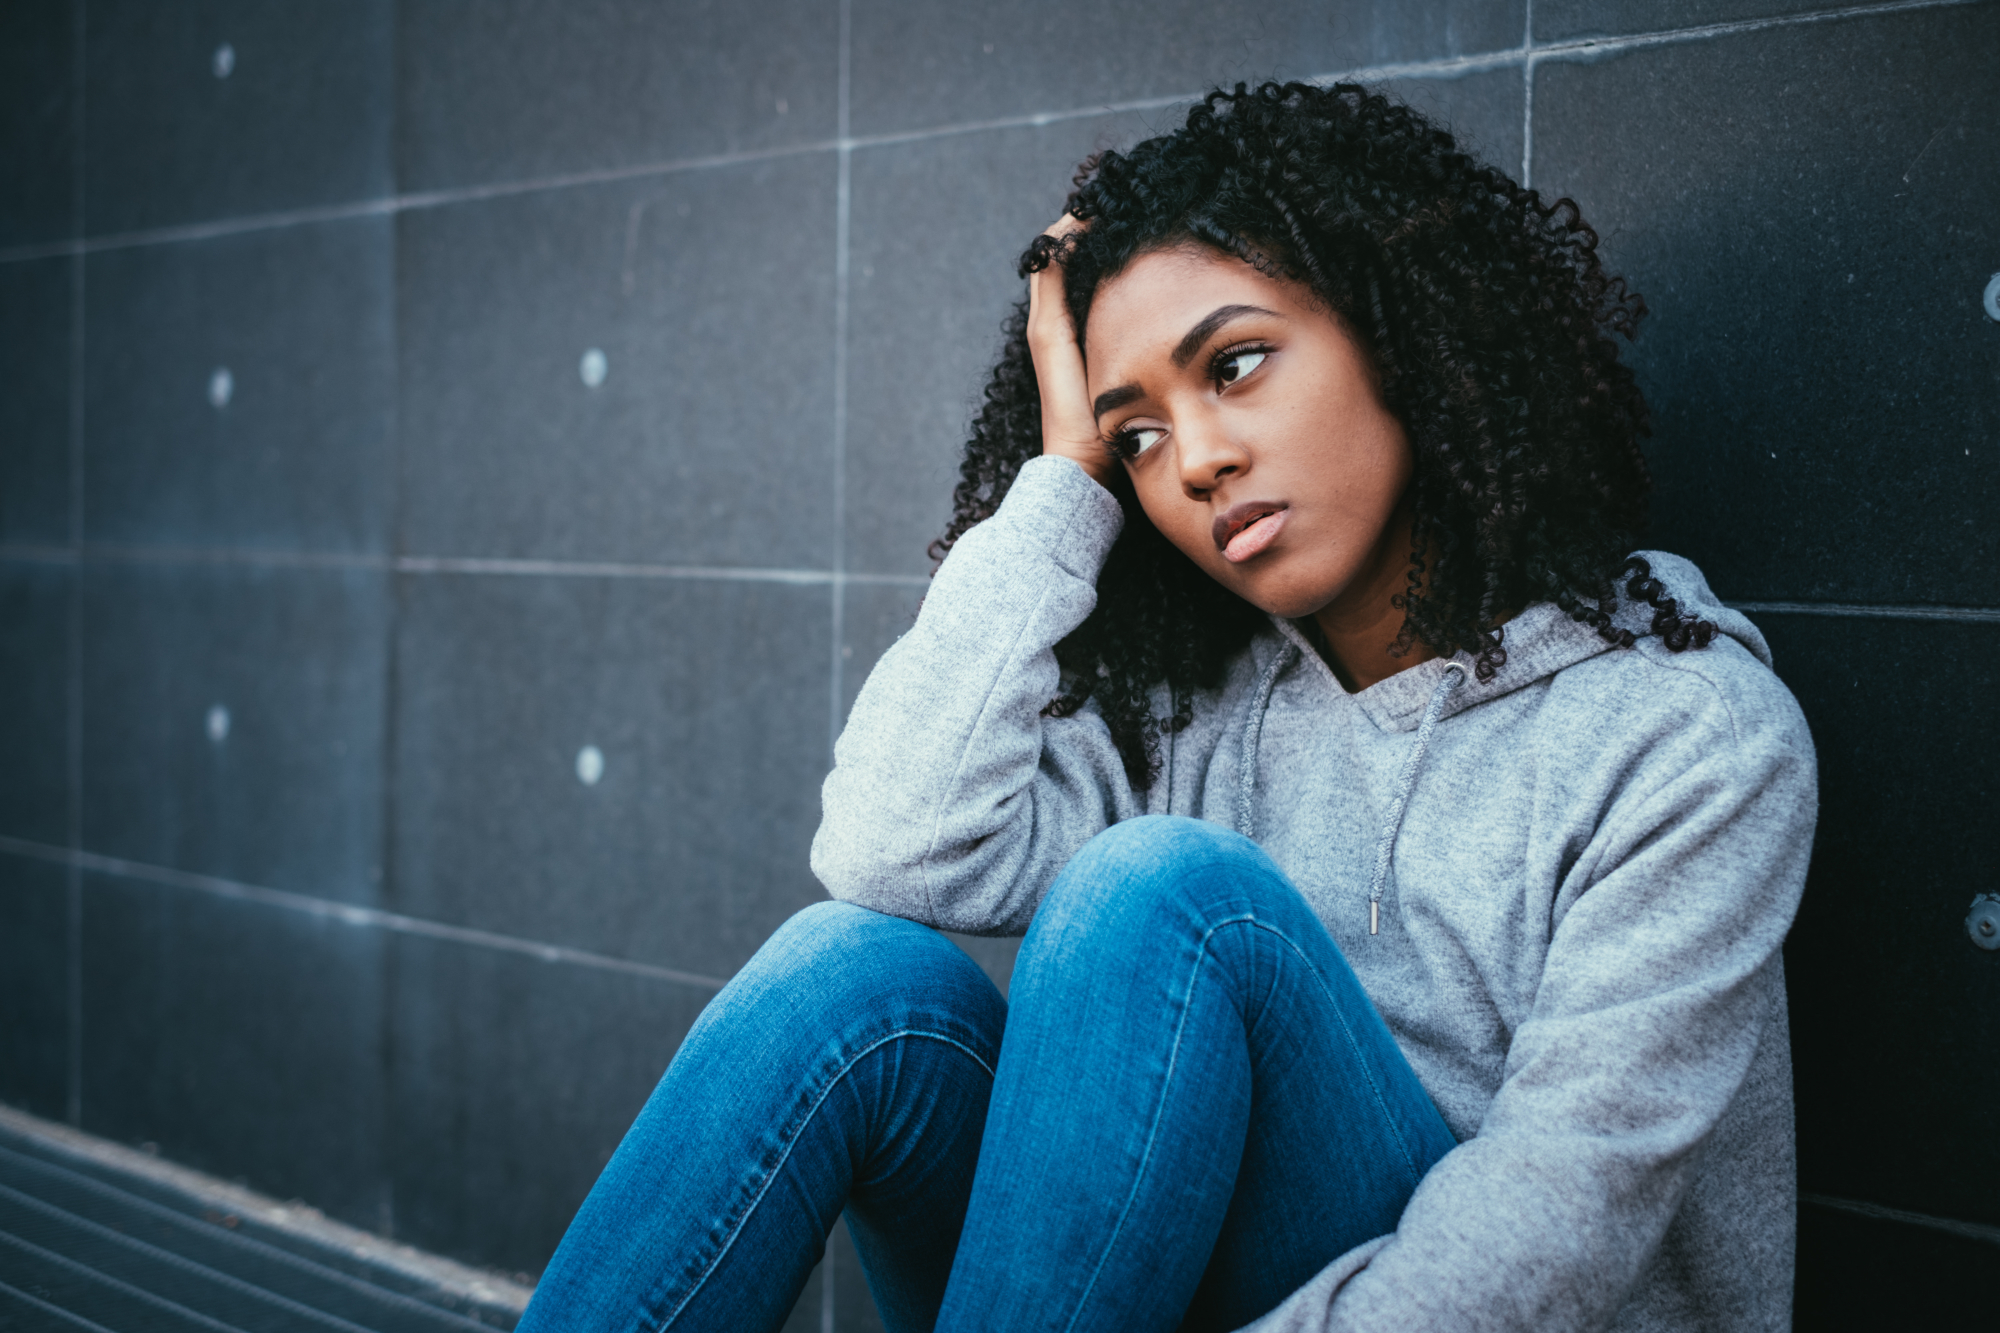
[1223,568,1339,620]
[1262,595,1334,620]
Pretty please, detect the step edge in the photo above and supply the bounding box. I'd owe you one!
[0,1105,534,1318]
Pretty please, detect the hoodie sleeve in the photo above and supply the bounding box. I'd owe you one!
[1244,652,1817,1333]
[811,454,1145,935]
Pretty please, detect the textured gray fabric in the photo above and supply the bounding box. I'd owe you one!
[813,455,1817,1333]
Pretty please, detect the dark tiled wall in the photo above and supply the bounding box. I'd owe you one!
[1,1,1993,1325]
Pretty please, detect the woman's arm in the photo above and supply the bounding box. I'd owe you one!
[811,455,1140,934]
[1248,663,1818,1333]
[814,215,1142,935]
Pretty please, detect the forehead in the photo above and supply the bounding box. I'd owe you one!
[1084,245,1310,364]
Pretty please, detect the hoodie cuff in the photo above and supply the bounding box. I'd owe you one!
[993,454,1126,581]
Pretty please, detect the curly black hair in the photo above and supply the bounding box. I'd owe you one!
[930,81,1715,787]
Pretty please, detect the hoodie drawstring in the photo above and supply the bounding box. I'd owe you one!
[1366,660,1468,935]
[1236,643,1298,840]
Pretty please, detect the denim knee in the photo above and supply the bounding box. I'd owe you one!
[1031,815,1292,947]
[724,900,1003,1040]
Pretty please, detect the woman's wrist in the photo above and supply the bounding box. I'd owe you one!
[1027,215,1117,487]
[1040,435,1117,487]
[995,455,1125,580]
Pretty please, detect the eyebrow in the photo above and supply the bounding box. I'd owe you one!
[1092,384,1143,420]
[1092,303,1282,420]
[1172,304,1278,368]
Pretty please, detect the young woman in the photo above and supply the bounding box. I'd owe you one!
[520,83,1816,1333]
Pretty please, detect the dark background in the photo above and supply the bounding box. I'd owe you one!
[3,2,1996,1327]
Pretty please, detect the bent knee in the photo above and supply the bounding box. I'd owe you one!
[738,900,1001,1024]
[1036,816,1288,936]
[1080,814,1258,869]
[1060,816,1274,899]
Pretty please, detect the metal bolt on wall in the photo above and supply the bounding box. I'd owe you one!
[1967,895,2000,951]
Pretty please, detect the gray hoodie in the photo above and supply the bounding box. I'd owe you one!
[812,455,1817,1332]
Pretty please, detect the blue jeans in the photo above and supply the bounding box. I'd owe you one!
[520,817,1456,1333]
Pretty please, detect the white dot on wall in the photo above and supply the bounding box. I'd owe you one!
[579,348,608,388]
[206,705,230,743]
[775,97,788,114]
[575,744,605,786]
[1983,272,2000,322]
[208,366,233,408]
[213,43,235,79]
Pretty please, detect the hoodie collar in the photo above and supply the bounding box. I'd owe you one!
[1256,550,1767,736]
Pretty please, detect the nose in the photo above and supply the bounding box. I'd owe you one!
[1175,407,1249,498]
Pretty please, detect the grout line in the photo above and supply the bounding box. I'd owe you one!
[0,145,811,264]
[1,544,79,565]
[1521,0,1974,68]
[20,542,1998,622]
[1800,1192,2000,1247]
[830,0,853,761]
[377,25,407,1230]
[4,546,1990,620]
[0,0,1974,267]
[0,836,730,993]
[64,0,86,1131]
[77,543,385,571]
[1727,600,2000,624]
[2,195,403,262]
[0,545,932,587]
[1520,0,1535,188]
[395,554,837,585]
[397,557,930,588]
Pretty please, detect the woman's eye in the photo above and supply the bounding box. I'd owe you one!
[1217,349,1266,385]
[1126,427,1166,456]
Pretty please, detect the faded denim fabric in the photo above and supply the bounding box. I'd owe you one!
[521,817,1452,1332]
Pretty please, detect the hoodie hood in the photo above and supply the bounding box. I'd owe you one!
[1239,550,1772,932]
[1261,550,1771,736]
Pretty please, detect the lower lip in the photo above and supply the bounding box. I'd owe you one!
[1223,509,1288,563]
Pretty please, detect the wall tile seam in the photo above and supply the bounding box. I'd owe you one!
[1800,1192,2000,1246]
[0,0,1976,268]
[823,14,856,1326]
[11,548,1997,618]
[0,546,930,589]
[1523,0,1979,57]
[64,0,88,1133]
[1725,601,2000,624]
[829,0,855,763]
[0,835,730,994]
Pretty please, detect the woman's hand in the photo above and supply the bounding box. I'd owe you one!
[1027,216,1116,486]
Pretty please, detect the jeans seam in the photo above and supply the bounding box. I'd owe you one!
[652,1029,996,1332]
[1059,907,1427,1331]
[1061,910,1252,1332]
[1231,918,1429,1186]
[1165,847,1434,1183]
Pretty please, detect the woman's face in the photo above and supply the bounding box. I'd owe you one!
[1082,245,1413,622]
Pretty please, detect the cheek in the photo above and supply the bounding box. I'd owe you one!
[1131,471,1215,566]
[1302,411,1411,519]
